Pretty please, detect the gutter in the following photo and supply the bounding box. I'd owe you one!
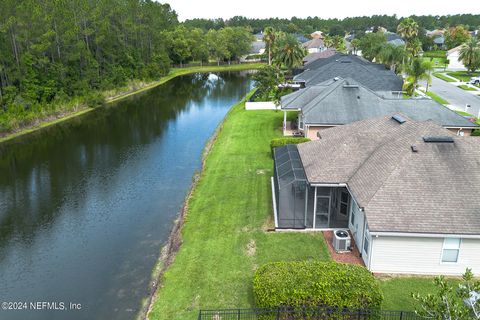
[370,231,480,239]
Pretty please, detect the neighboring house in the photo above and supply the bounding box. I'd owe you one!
[385,32,405,47]
[426,29,445,38]
[294,53,403,92]
[433,35,445,49]
[272,115,480,275]
[293,33,309,44]
[253,32,263,41]
[302,49,337,65]
[302,38,326,53]
[447,45,465,70]
[281,78,477,139]
[250,41,266,55]
[310,31,324,39]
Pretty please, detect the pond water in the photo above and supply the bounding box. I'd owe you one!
[0,72,253,320]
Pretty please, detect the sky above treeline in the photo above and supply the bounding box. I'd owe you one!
[162,0,479,21]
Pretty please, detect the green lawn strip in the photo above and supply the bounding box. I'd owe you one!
[0,63,265,144]
[433,72,456,82]
[447,71,480,82]
[424,91,449,105]
[149,95,330,320]
[457,84,478,91]
[421,57,447,68]
[379,277,461,311]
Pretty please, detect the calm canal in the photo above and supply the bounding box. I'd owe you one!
[0,72,253,320]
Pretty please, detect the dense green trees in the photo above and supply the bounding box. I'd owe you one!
[445,25,471,49]
[184,14,480,35]
[0,1,253,134]
[359,32,387,61]
[459,37,480,73]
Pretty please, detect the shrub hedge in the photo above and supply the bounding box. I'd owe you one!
[270,137,310,153]
[423,50,446,58]
[253,261,383,310]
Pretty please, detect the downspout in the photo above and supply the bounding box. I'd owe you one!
[360,209,366,258]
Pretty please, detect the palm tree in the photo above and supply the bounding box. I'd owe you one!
[403,58,433,95]
[350,38,360,55]
[459,37,480,74]
[397,18,419,41]
[273,34,307,73]
[323,35,334,48]
[263,27,276,66]
[379,44,406,73]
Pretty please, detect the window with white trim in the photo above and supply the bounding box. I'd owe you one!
[441,238,461,263]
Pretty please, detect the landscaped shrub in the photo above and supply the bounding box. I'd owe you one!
[253,261,383,310]
[423,50,446,58]
[270,137,310,153]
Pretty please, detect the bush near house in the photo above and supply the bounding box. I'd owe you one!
[423,50,447,59]
[253,261,383,310]
[270,137,310,153]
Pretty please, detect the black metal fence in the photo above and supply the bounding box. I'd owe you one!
[198,307,421,320]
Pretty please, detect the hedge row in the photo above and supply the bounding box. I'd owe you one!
[270,137,310,153]
[423,50,447,58]
[253,261,383,310]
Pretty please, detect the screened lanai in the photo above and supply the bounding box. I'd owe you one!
[272,145,314,229]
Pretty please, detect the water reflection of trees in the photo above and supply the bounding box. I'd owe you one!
[0,72,251,250]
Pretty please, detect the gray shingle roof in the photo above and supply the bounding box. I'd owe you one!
[302,38,325,50]
[281,78,477,129]
[297,116,480,234]
[303,49,337,65]
[294,54,403,91]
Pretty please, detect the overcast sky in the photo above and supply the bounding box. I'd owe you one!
[163,0,479,21]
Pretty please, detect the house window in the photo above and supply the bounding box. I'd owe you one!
[442,238,461,263]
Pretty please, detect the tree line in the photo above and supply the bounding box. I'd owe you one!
[0,0,252,134]
[185,14,480,35]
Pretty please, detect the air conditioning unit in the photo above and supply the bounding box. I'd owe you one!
[333,229,351,252]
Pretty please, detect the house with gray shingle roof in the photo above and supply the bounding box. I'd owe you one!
[294,53,403,91]
[272,115,480,275]
[280,78,477,139]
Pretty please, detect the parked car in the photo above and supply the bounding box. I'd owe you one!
[469,76,480,85]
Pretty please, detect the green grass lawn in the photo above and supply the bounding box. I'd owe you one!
[422,57,447,68]
[378,277,461,311]
[149,94,330,320]
[447,71,480,82]
[433,72,456,82]
[147,92,471,319]
[425,91,449,105]
[457,84,478,91]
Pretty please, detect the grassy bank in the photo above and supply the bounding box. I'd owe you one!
[457,84,478,91]
[146,93,446,319]
[0,63,264,144]
[148,94,330,320]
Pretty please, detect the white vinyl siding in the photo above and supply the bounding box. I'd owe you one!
[369,236,480,275]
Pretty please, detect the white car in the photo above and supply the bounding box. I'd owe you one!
[469,76,480,85]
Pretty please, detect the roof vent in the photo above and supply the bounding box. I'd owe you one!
[333,77,339,81]
[343,84,359,88]
[411,145,418,152]
[423,136,454,143]
[340,60,352,63]
[392,114,407,124]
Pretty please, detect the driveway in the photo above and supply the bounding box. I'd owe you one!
[421,76,480,117]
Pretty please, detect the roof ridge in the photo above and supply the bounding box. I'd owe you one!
[302,78,346,115]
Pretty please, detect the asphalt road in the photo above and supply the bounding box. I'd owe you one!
[422,76,480,117]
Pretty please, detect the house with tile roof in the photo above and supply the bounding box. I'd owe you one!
[272,115,480,274]
[280,78,477,139]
